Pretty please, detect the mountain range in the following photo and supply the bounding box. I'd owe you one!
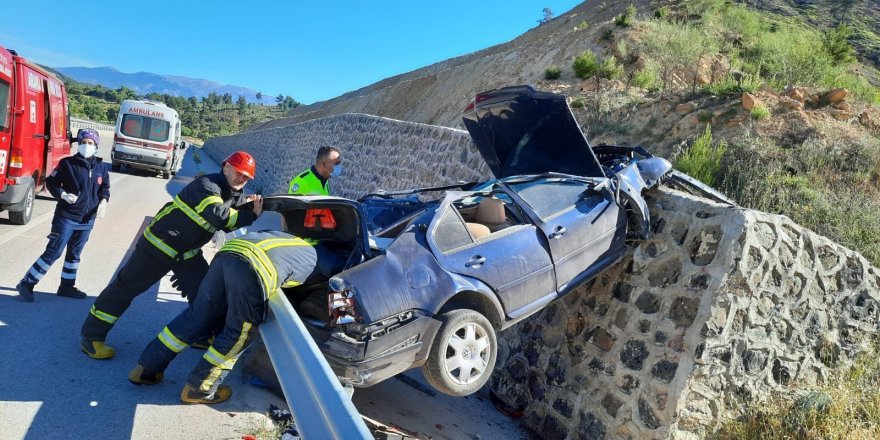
[53,66,274,104]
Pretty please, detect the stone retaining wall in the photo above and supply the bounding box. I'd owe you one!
[202,113,491,198]
[203,115,880,439]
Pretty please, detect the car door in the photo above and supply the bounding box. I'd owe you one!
[505,178,624,293]
[427,192,556,317]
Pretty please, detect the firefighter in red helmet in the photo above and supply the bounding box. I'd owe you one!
[80,151,263,359]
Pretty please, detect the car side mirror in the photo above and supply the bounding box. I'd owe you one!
[178,141,187,149]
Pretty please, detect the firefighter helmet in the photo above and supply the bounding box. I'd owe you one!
[223,151,256,179]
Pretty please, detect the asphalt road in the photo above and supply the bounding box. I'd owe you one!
[0,146,534,440]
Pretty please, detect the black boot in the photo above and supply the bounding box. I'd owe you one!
[16,281,35,302]
[57,285,87,299]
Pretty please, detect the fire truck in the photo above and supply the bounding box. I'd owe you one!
[0,43,72,225]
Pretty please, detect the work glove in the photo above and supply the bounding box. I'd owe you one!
[170,273,185,297]
[96,199,107,219]
[60,191,78,204]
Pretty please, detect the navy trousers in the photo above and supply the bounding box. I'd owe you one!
[81,236,209,341]
[138,254,265,396]
[22,216,94,289]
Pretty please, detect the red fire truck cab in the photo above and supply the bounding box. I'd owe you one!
[0,43,72,225]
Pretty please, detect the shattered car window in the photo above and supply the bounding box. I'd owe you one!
[510,179,595,219]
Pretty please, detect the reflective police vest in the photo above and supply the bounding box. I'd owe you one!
[288,168,329,195]
[219,231,317,300]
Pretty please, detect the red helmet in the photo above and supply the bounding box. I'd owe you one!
[223,151,256,179]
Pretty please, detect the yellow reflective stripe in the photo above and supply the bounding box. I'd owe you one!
[256,237,310,251]
[226,209,239,229]
[200,365,225,392]
[90,306,118,324]
[143,227,178,259]
[195,196,223,213]
[280,280,301,288]
[173,196,216,233]
[182,249,200,260]
[150,203,177,226]
[157,326,188,353]
[204,347,236,369]
[222,242,276,295]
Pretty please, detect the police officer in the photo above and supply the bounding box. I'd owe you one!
[287,145,341,195]
[128,230,320,404]
[17,129,110,301]
[80,151,263,359]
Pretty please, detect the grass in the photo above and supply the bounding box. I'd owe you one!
[634,0,880,104]
[674,124,726,186]
[750,105,770,120]
[718,343,880,438]
[719,131,880,266]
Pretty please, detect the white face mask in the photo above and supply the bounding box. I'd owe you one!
[78,143,97,158]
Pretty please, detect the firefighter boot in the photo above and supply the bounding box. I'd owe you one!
[128,364,164,385]
[57,285,87,299]
[81,338,116,360]
[16,281,35,302]
[181,384,232,405]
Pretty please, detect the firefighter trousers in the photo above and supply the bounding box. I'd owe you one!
[138,254,265,395]
[81,236,209,342]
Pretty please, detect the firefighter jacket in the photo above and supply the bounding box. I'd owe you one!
[287,166,329,195]
[46,153,110,223]
[144,173,257,260]
[219,230,318,300]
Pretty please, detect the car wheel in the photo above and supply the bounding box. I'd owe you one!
[162,171,171,180]
[421,309,497,397]
[9,180,35,225]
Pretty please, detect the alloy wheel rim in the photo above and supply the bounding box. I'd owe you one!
[443,321,491,385]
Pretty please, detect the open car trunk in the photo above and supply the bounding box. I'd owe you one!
[462,85,606,179]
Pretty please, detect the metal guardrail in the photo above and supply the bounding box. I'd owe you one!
[70,117,115,132]
[262,290,373,440]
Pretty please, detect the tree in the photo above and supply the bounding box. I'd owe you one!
[256,91,263,101]
[538,7,553,25]
[222,93,233,105]
[237,95,248,114]
[275,94,285,106]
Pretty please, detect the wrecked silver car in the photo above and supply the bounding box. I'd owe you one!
[267,85,714,397]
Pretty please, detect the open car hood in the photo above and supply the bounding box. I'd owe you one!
[462,85,605,179]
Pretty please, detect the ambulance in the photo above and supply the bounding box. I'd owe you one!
[0,43,73,225]
[111,99,185,179]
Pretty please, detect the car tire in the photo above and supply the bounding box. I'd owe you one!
[162,171,171,180]
[9,180,35,225]
[421,309,497,397]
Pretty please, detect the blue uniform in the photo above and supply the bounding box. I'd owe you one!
[20,153,110,294]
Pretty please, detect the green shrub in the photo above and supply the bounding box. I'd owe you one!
[702,73,763,97]
[577,20,589,30]
[602,28,614,41]
[572,50,599,79]
[698,112,713,123]
[750,105,770,120]
[615,4,637,27]
[633,65,661,91]
[654,6,670,19]
[824,24,856,65]
[545,66,562,80]
[674,124,726,186]
[598,56,624,80]
[570,98,586,108]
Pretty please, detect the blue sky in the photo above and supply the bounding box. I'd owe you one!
[2,1,582,104]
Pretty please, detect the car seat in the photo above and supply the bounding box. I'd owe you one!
[475,197,509,232]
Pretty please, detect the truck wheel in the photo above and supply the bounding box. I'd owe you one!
[163,171,171,180]
[421,309,497,397]
[112,161,121,172]
[9,181,35,225]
